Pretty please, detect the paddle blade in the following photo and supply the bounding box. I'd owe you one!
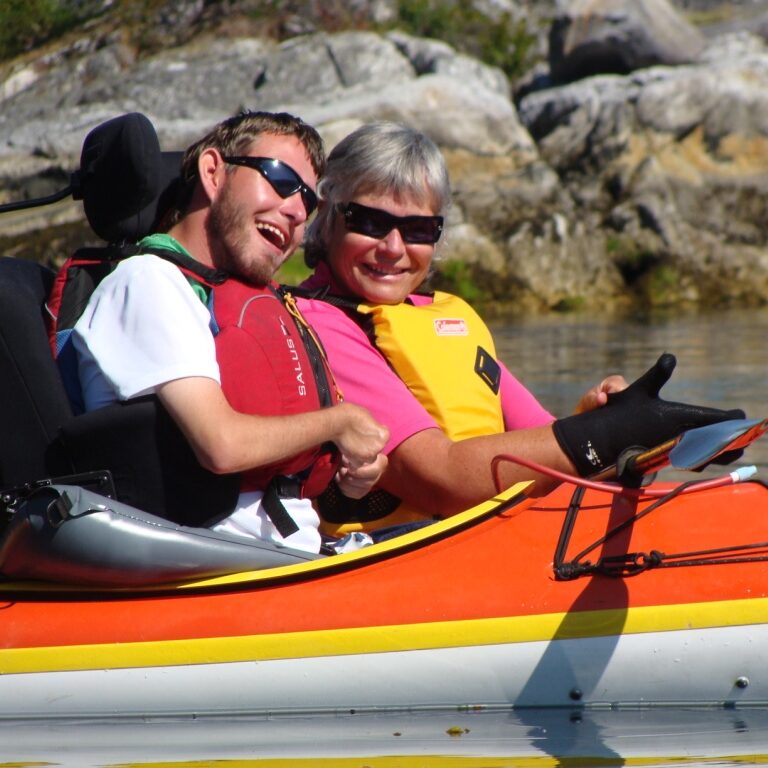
[669,417,767,471]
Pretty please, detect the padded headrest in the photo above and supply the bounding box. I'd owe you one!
[77,113,182,243]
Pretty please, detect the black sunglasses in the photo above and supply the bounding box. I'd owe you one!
[223,156,318,215]
[342,202,444,244]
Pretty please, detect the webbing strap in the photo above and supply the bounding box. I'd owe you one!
[261,476,300,538]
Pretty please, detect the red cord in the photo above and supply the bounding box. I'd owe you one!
[491,453,739,498]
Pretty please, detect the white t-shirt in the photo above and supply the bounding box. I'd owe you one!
[72,254,321,553]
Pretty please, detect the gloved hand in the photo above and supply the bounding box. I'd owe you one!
[552,353,745,477]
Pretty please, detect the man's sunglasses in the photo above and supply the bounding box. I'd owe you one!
[223,156,318,215]
[342,202,444,245]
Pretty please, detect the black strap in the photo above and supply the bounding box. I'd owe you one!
[261,476,301,538]
[553,479,768,579]
[139,245,229,285]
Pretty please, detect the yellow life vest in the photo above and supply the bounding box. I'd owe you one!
[319,291,505,536]
[357,291,505,440]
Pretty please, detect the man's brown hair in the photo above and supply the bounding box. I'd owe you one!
[165,110,325,228]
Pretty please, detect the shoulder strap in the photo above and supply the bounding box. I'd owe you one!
[139,245,229,286]
[286,284,377,344]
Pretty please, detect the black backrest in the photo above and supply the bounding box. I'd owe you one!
[0,257,73,486]
[77,112,182,243]
[55,398,240,527]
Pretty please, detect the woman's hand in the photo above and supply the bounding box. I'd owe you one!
[573,375,628,414]
[335,453,389,499]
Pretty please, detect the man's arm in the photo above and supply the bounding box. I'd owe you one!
[156,377,388,474]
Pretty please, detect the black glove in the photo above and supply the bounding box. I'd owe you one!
[552,353,745,477]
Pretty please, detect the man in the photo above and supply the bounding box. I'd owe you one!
[73,111,388,553]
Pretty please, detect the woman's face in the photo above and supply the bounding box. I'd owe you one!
[325,191,440,304]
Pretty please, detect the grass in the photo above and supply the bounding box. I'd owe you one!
[0,0,81,60]
[389,0,536,81]
[275,251,312,286]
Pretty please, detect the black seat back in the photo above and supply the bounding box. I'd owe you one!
[77,111,182,244]
[0,257,73,486]
[55,398,240,527]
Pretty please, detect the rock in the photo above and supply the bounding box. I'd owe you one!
[549,0,706,82]
[251,32,416,107]
[502,218,629,311]
[517,47,768,309]
[387,31,511,98]
[249,33,531,156]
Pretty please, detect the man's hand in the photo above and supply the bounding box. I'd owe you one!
[574,375,628,414]
[336,453,389,499]
[331,402,389,470]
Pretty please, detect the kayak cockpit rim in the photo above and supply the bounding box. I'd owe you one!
[0,481,533,598]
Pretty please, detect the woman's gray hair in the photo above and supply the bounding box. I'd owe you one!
[304,121,450,267]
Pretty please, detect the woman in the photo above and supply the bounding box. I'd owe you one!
[297,122,740,537]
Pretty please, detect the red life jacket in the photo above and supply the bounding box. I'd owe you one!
[210,277,341,500]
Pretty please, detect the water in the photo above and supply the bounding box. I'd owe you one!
[4,706,768,766]
[2,308,767,767]
[491,306,768,481]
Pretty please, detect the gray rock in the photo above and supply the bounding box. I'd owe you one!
[549,0,706,82]
[276,73,532,157]
[251,32,415,106]
[116,38,272,122]
[387,31,510,98]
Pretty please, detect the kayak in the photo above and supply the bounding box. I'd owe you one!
[1,457,767,719]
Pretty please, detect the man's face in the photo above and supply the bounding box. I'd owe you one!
[208,133,318,285]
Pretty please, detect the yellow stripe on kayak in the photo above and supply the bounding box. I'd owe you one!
[2,596,766,675]
[80,756,768,768]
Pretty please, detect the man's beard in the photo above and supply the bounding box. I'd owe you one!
[208,182,280,286]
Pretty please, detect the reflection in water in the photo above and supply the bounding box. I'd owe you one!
[3,706,768,766]
[515,493,638,766]
[491,307,768,480]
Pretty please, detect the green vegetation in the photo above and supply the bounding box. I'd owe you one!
[433,259,485,304]
[646,264,681,306]
[552,295,585,312]
[0,0,80,60]
[391,0,536,81]
[274,251,312,286]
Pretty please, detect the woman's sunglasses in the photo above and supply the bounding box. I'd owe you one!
[342,202,444,244]
[223,156,318,215]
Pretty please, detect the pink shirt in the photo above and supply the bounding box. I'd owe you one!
[298,266,553,456]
